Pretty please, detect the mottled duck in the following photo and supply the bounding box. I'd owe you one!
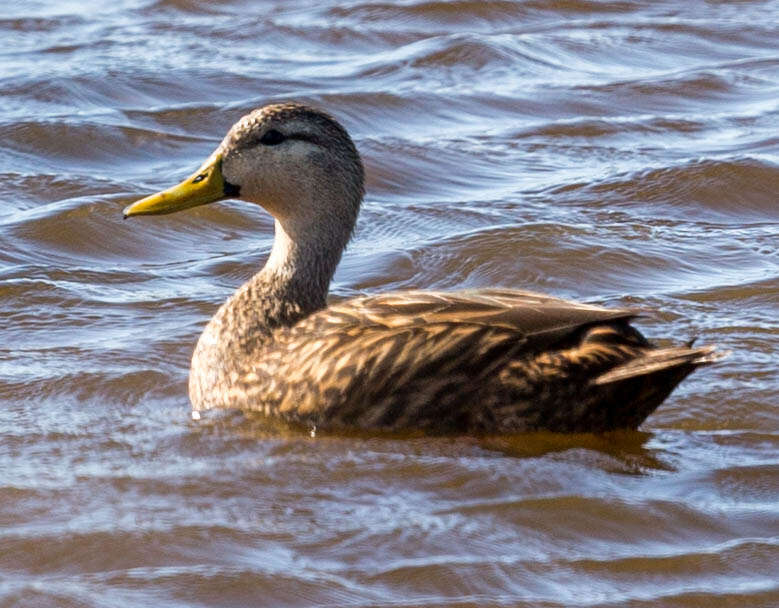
[124,103,722,434]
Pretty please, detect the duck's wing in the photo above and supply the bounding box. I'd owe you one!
[325,288,640,352]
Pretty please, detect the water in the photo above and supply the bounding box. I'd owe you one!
[1,1,778,606]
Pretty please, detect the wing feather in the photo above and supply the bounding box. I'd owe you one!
[326,288,637,350]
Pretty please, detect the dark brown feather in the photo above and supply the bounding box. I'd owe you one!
[204,289,722,433]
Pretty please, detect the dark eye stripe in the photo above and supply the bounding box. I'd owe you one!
[285,133,323,147]
[239,130,323,151]
[260,129,285,146]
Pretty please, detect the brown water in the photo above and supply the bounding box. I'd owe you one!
[1,1,778,606]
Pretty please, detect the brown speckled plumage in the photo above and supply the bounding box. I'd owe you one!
[132,102,724,434]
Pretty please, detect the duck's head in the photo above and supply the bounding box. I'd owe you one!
[124,103,364,248]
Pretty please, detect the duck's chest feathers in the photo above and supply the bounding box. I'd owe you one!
[188,273,324,411]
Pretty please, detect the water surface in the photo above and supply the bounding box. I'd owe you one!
[1,1,778,606]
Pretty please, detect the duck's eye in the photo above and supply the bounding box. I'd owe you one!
[259,129,286,146]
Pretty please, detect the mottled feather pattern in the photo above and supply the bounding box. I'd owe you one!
[191,288,711,433]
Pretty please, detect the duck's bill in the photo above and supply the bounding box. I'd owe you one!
[123,154,238,218]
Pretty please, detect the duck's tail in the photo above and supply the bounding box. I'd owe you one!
[587,343,728,430]
[593,344,726,386]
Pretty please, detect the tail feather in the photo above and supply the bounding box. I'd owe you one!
[593,345,728,386]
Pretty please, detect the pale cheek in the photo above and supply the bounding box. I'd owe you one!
[223,149,323,219]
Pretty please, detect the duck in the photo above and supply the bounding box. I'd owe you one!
[123,102,723,434]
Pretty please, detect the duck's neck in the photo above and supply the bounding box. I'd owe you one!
[214,217,347,348]
[255,218,341,321]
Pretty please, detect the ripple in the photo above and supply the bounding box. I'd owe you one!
[550,158,779,218]
[1,0,778,606]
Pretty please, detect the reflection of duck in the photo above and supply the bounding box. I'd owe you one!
[124,103,722,433]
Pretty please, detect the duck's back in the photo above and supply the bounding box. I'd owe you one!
[192,289,717,433]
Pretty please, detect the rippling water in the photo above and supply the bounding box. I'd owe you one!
[2,1,778,606]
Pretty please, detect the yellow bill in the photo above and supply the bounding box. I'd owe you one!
[123,154,237,218]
